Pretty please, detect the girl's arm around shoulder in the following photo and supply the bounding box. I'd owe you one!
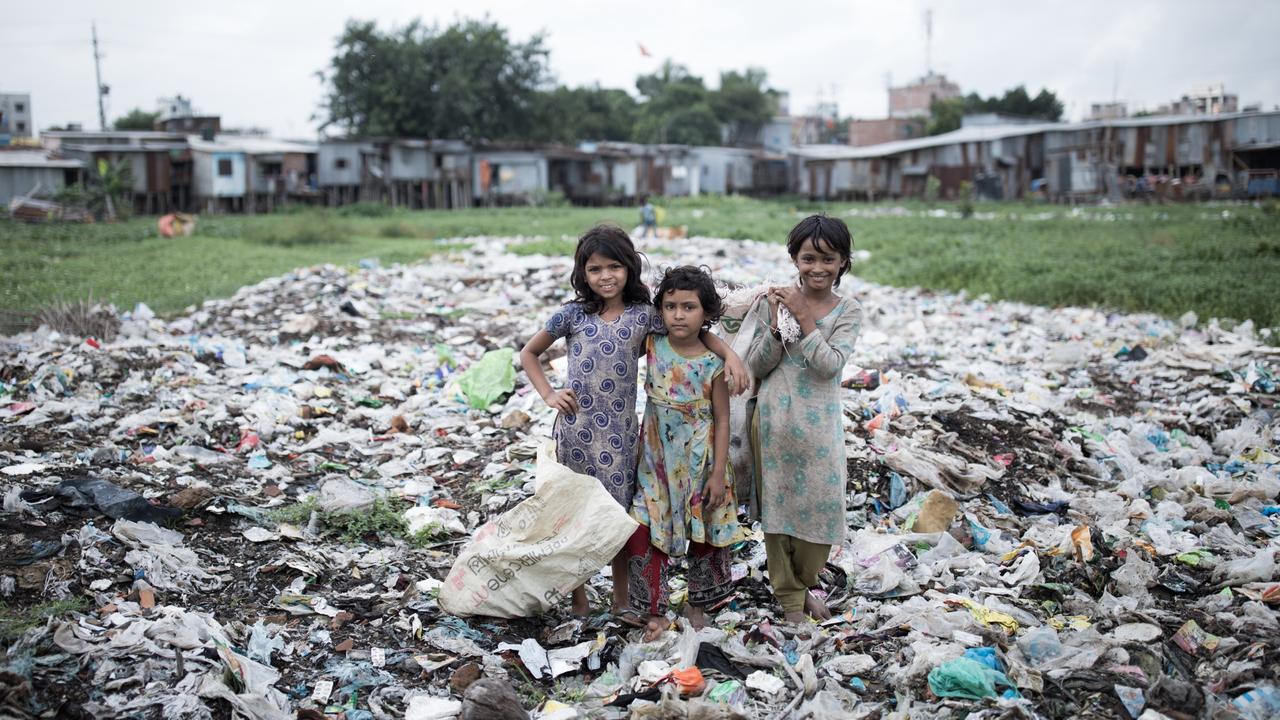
[705,371,731,510]
[700,331,749,396]
[799,298,863,379]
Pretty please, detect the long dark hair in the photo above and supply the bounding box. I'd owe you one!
[654,265,724,329]
[570,223,650,313]
[786,214,853,287]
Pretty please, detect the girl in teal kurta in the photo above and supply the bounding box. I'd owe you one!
[747,215,862,624]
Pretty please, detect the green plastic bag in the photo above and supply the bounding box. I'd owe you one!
[927,657,1015,700]
[457,348,516,410]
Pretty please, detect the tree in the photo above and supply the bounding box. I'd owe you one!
[318,18,550,140]
[113,108,159,130]
[632,61,721,145]
[530,85,639,143]
[709,69,778,146]
[927,85,1064,135]
[926,97,965,135]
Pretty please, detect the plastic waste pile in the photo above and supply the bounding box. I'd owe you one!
[1,233,1277,719]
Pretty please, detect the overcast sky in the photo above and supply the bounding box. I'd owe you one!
[4,0,1277,137]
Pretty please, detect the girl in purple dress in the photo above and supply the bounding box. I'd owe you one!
[520,224,745,620]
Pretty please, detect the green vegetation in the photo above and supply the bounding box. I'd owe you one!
[321,498,411,543]
[3,198,1278,336]
[320,18,776,145]
[113,108,161,131]
[0,597,90,642]
[267,497,450,547]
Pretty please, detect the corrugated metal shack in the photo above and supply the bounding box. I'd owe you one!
[1043,111,1280,200]
[317,138,385,206]
[791,111,1280,202]
[189,136,318,213]
[42,130,193,213]
[0,150,83,209]
[792,122,1055,201]
[387,139,472,209]
[472,145,547,205]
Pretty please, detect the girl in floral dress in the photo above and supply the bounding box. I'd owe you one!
[626,266,745,640]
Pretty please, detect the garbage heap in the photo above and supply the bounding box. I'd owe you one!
[1,235,1277,720]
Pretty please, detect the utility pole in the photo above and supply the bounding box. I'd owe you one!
[924,8,933,76]
[92,22,107,130]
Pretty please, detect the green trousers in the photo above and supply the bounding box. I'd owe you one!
[764,532,830,613]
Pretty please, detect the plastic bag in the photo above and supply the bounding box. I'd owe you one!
[439,442,638,618]
[457,348,516,410]
[1111,550,1157,597]
[927,657,1016,700]
[1212,547,1276,586]
[717,294,765,505]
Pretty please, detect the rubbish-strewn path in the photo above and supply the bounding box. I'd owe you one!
[2,235,1277,719]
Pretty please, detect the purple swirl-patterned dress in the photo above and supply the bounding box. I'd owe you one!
[545,302,663,507]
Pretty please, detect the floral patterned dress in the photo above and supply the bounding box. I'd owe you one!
[630,334,743,556]
[545,302,662,507]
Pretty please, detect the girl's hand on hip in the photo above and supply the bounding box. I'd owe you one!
[544,389,578,416]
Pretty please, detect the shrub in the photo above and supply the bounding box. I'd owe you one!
[337,202,393,218]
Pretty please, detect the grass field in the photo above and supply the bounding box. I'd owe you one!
[2,197,1278,336]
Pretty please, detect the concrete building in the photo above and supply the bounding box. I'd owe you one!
[1159,84,1239,116]
[848,117,926,147]
[155,94,221,135]
[890,73,961,119]
[0,93,33,145]
[1088,102,1128,121]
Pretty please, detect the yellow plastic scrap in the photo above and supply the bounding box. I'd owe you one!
[1048,615,1092,631]
[963,373,1007,394]
[1241,448,1280,464]
[1132,540,1159,556]
[956,599,1020,633]
[1001,541,1038,563]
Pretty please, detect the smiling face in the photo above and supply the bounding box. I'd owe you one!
[792,237,844,293]
[583,252,627,303]
[659,288,706,341]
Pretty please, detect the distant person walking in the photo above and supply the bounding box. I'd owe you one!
[639,197,658,239]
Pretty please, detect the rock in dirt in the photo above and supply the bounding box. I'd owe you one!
[461,678,529,720]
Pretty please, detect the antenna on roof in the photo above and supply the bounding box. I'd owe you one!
[924,8,933,76]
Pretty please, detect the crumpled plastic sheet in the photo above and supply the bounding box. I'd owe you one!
[110,519,224,592]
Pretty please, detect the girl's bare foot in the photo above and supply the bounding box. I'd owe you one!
[783,609,808,625]
[643,616,668,642]
[571,587,590,618]
[682,604,708,630]
[804,591,832,621]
